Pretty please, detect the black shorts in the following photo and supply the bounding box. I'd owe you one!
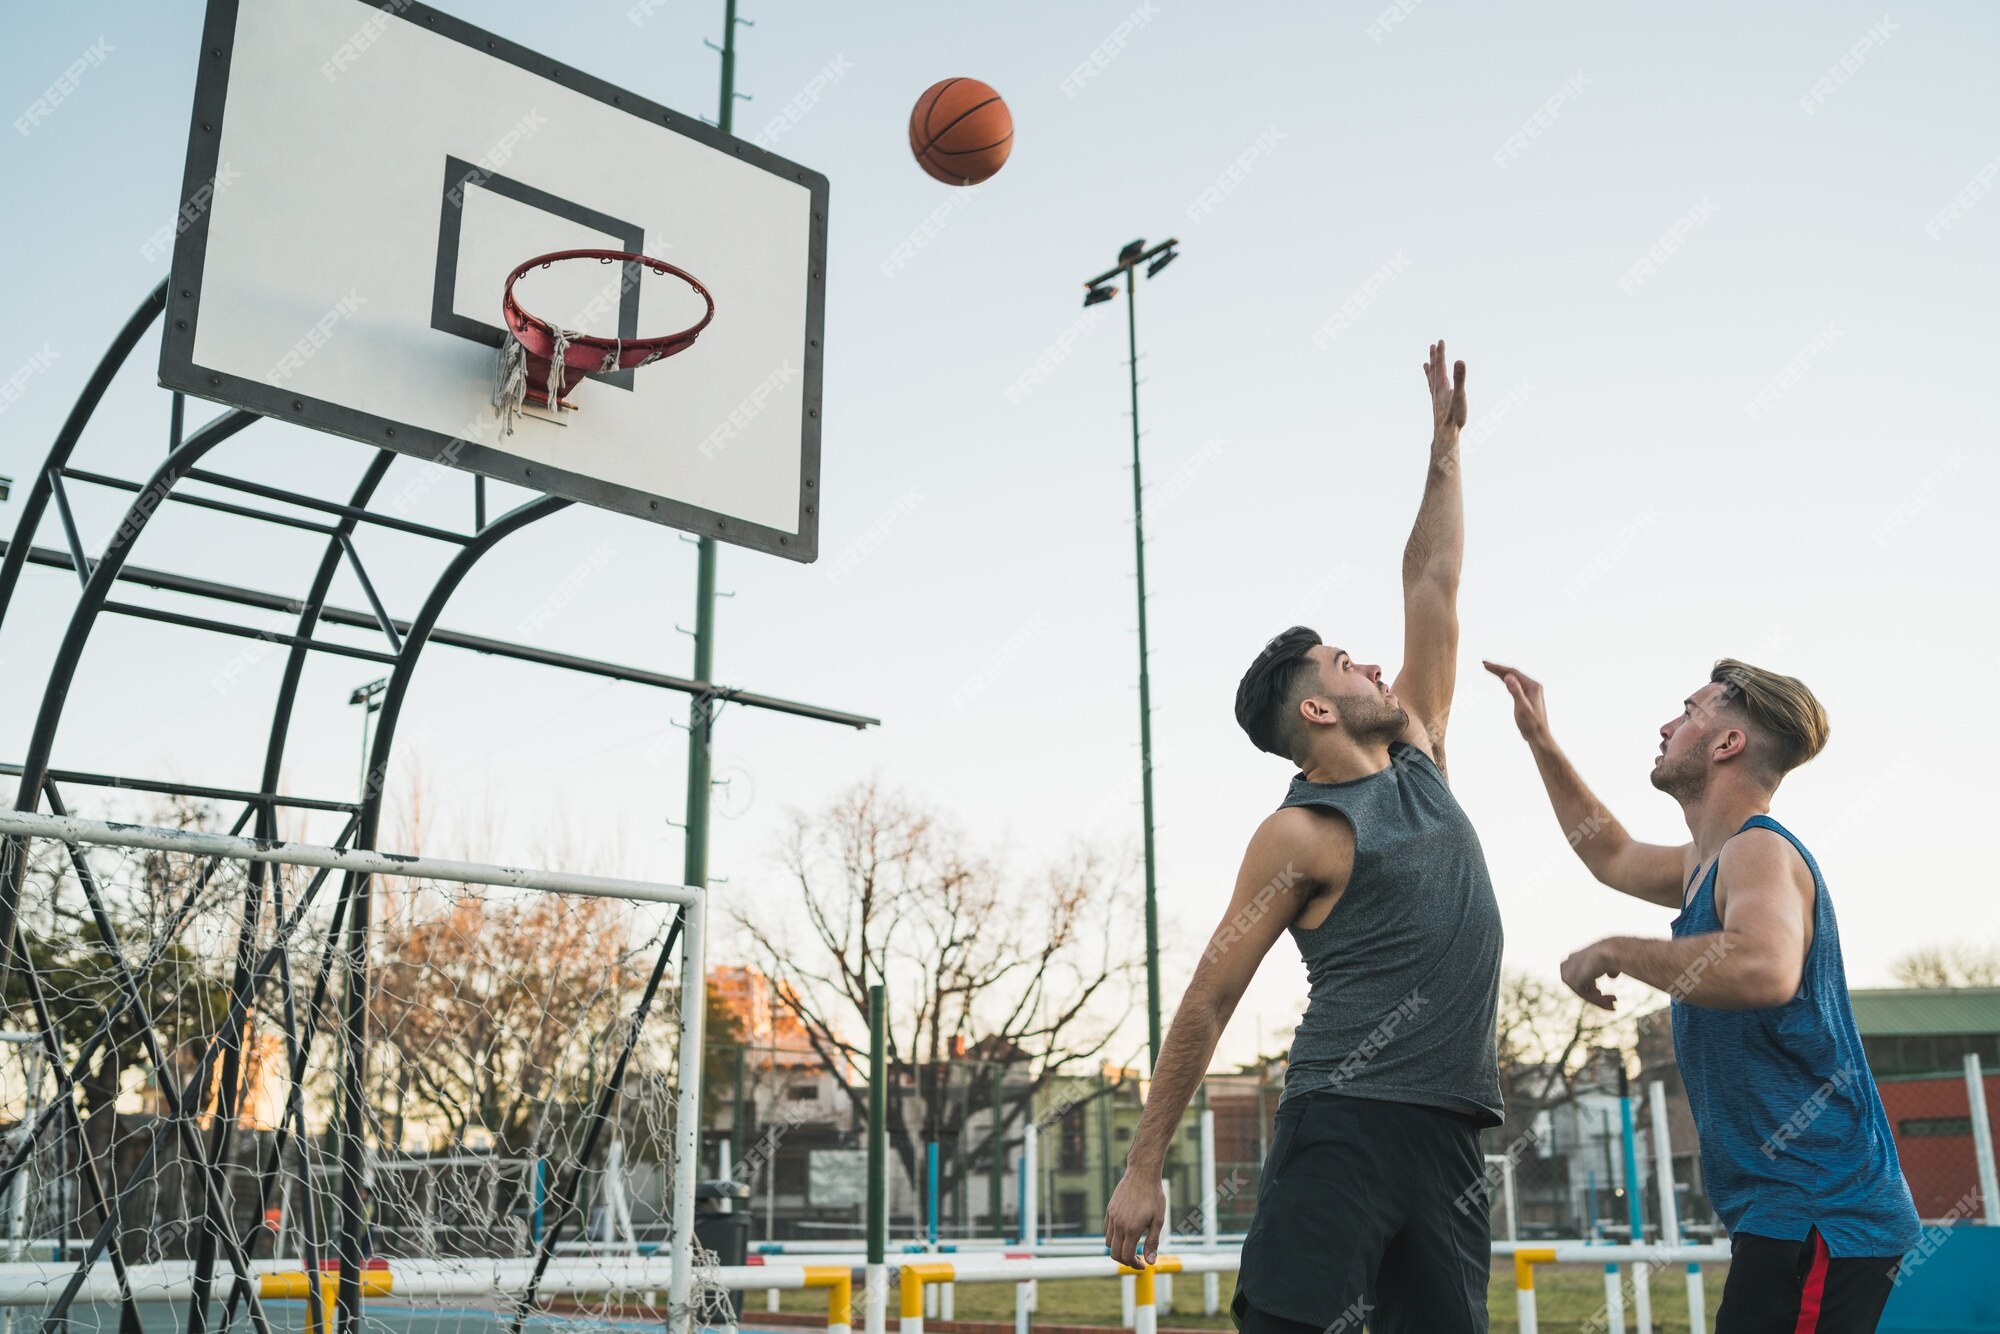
[1715,1226,1901,1334]
[1232,1091,1491,1334]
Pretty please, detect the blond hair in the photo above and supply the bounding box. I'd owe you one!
[1711,659,1830,777]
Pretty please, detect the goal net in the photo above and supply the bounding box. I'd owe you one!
[0,808,719,1334]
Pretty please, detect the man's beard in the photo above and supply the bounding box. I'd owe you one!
[1338,693,1409,744]
[1650,749,1708,802]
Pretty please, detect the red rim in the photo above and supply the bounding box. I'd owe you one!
[500,249,715,372]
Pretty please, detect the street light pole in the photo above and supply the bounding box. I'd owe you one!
[1081,237,1179,1075]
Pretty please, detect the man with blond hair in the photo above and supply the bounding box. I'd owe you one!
[1486,658,1918,1333]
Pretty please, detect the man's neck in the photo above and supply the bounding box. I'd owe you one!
[1300,739,1396,786]
[1681,782,1774,863]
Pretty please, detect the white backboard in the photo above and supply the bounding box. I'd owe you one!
[161,0,828,561]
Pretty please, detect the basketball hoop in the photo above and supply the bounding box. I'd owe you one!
[496,248,715,421]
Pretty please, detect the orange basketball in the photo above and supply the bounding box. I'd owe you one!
[909,78,1013,186]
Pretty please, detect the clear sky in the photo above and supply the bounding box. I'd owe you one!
[3,1,1996,1073]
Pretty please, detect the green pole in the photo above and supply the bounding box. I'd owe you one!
[684,2,742,895]
[867,985,886,1268]
[1125,268,1162,1075]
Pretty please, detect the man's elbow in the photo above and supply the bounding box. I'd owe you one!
[1728,956,1803,1010]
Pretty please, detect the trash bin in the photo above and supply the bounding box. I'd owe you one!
[693,1179,753,1318]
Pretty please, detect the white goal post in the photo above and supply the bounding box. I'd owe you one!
[0,808,710,1332]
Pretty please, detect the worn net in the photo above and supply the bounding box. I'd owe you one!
[0,819,718,1333]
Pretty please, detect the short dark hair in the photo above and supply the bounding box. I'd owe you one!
[1235,626,1325,759]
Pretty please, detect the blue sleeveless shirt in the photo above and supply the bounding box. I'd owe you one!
[1670,815,1918,1256]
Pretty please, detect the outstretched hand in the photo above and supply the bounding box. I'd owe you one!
[1561,939,1622,1011]
[1482,661,1550,744]
[1425,340,1467,443]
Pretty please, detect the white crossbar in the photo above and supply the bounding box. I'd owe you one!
[0,809,699,905]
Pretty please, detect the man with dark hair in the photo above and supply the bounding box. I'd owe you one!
[1104,343,1504,1334]
[1483,658,1918,1332]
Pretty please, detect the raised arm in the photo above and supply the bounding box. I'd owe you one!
[1483,661,1690,909]
[1561,829,1815,1011]
[1391,341,1468,769]
[1102,808,1341,1267]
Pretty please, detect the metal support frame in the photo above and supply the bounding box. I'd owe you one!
[0,280,871,1334]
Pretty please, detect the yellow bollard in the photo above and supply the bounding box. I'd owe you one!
[259,1267,394,1334]
[1513,1249,1556,1334]
[804,1265,854,1334]
[1118,1258,1181,1334]
[898,1263,954,1334]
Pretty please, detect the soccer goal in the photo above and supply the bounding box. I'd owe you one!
[0,807,718,1334]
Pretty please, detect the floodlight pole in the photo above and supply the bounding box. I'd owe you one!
[683,1,756,901]
[1081,238,1179,1075]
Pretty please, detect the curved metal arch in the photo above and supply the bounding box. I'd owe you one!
[331,491,569,1327]
[0,282,168,630]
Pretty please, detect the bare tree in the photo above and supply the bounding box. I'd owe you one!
[1495,969,1624,1121]
[1893,942,2000,989]
[732,781,1140,1213]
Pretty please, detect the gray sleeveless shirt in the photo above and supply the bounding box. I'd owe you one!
[1278,741,1504,1124]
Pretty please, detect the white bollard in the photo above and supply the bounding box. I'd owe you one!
[865,1262,888,1334]
[1199,1107,1219,1315]
[1631,1260,1652,1334]
[1014,1274,1031,1334]
[941,1282,954,1320]
[1603,1263,1624,1333]
[1685,1263,1707,1334]
[1648,1082,1680,1247]
[1966,1054,2000,1223]
[1022,1122,1040,1315]
[1121,1272,1136,1327]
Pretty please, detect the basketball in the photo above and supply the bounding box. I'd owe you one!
[909,77,1013,186]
